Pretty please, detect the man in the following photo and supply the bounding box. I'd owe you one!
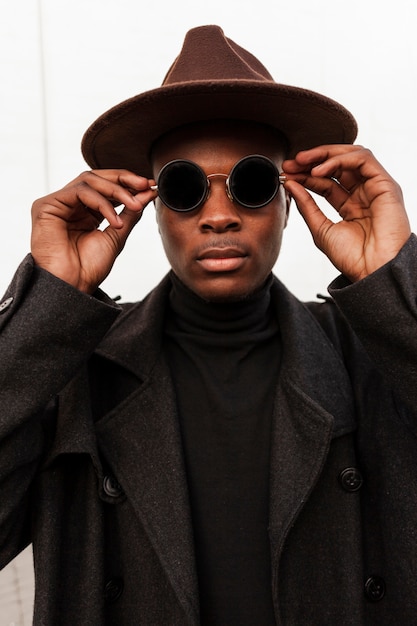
[0,24,416,625]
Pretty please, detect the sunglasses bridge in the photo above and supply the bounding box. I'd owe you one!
[206,172,234,204]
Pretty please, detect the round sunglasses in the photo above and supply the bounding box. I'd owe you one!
[151,154,285,212]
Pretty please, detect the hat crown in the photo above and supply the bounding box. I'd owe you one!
[163,25,274,85]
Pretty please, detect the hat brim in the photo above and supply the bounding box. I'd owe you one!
[81,81,358,178]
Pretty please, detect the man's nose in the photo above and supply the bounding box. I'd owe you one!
[197,180,242,232]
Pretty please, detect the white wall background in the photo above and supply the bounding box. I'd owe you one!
[1,0,416,623]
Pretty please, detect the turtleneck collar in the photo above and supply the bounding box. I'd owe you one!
[167,271,275,335]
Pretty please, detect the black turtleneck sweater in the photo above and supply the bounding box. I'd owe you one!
[164,273,280,626]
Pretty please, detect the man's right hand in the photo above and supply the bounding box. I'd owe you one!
[31,169,157,294]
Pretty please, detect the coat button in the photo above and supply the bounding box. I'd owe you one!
[103,474,124,498]
[0,297,13,313]
[364,576,386,602]
[338,467,363,492]
[104,577,124,603]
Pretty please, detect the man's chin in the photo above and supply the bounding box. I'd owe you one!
[186,275,268,303]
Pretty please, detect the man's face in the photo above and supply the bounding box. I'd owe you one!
[152,121,290,302]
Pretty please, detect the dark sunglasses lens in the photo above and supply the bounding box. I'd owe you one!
[158,161,207,212]
[230,156,279,208]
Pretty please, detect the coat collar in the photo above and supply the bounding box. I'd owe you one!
[94,273,173,381]
[96,273,355,437]
[270,278,355,438]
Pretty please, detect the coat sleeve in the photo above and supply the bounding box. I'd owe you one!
[328,234,417,421]
[0,255,120,567]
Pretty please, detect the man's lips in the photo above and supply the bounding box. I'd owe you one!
[196,247,248,272]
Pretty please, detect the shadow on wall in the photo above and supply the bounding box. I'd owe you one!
[0,547,34,625]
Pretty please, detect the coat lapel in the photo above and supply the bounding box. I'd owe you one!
[94,275,199,623]
[268,279,356,563]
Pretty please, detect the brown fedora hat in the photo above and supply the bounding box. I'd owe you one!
[81,25,357,177]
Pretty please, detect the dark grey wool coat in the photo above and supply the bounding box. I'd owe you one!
[1,236,417,625]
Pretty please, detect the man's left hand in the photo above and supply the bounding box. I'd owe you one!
[282,145,411,282]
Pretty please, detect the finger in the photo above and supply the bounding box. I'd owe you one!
[281,146,358,174]
[284,179,335,241]
[60,186,128,228]
[281,158,317,175]
[285,173,355,217]
[311,153,377,185]
[116,187,157,231]
[292,145,389,185]
[66,169,153,193]
[284,147,358,192]
[282,156,357,197]
[62,170,155,209]
[82,171,153,204]
[60,172,156,227]
[91,169,157,205]
[101,186,157,251]
[289,144,363,168]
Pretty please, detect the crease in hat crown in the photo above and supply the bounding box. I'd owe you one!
[163,25,274,84]
[81,24,358,177]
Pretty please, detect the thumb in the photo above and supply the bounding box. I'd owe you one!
[103,187,156,254]
[103,206,145,256]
